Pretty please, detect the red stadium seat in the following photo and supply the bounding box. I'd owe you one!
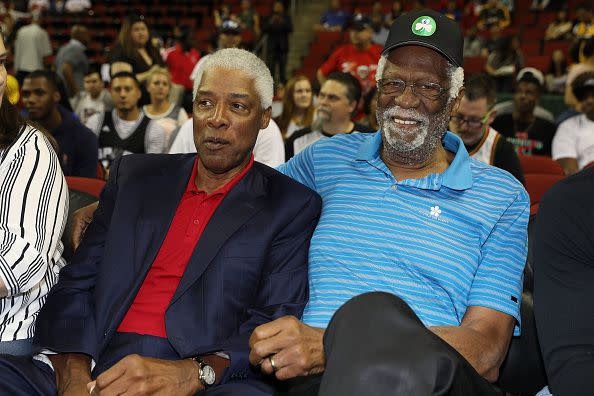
[521,42,541,56]
[523,27,546,42]
[463,56,487,75]
[518,155,565,175]
[543,41,570,57]
[524,173,565,207]
[524,56,549,73]
[65,177,106,198]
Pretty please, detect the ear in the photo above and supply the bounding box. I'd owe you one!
[53,90,61,104]
[487,109,497,125]
[348,99,358,115]
[450,87,465,115]
[260,106,272,130]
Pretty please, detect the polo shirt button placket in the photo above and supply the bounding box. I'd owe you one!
[193,219,199,225]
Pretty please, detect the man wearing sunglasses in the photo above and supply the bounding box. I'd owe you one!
[449,73,524,184]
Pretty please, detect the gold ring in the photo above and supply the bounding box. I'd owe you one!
[269,355,278,371]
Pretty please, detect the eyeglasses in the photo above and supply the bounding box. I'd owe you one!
[449,113,490,129]
[377,78,448,101]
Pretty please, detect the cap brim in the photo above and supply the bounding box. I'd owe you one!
[382,40,460,67]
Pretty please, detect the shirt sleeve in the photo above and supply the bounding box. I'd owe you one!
[85,113,102,136]
[41,31,52,57]
[168,119,196,154]
[467,187,529,335]
[0,130,68,298]
[319,47,342,77]
[276,142,318,191]
[144,120,167,153]
[252,120,285,167]
[552,120,577,160]
[177,108,189,126]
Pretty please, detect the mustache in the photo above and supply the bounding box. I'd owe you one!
[379,106,428,124]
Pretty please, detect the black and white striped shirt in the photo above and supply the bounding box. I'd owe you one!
[0,124,68,342]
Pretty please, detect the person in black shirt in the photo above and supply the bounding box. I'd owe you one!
[534,166,594,396]
[491,68,557,156]
[449,73,524,184]
[21,70,98,177]
[285,72,374,160]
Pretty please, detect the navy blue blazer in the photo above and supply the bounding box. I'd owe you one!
[33,154,321,383]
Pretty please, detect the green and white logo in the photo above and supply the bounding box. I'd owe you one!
[412,16,436,36]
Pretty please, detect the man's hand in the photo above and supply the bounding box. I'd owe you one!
[70,201,99,251]
[49,353,93,396]
[249,316,326,380]
[87,354,201,396]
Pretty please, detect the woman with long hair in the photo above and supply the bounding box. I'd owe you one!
[109,14,165,85]
[142,67,188,151]
[275,75,314,139]
[0,31,68,356]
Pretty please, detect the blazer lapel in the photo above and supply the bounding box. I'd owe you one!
[170,165,268,304]
[133,155,196,276]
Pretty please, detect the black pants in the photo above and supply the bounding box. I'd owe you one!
[280,292,503,396]
[267,48,288,85]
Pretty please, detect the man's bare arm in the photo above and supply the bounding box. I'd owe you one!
[61,63,78,98]
[48,353,93,395]
[70,201,99,251]
[430,306,515,383]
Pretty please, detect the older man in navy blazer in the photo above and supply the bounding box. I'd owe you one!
[0,48,321,395]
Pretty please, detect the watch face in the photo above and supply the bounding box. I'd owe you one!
[202,364,216,386]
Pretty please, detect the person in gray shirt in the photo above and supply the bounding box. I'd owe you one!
[55,25,90,99]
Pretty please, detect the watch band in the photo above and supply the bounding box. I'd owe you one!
[191,356,215,388]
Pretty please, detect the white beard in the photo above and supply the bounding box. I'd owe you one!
[377,103,452,166]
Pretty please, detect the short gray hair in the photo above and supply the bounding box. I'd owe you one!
[192,48,273,109]
[376,54,464,100]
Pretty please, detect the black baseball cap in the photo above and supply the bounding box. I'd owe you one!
[220,20,241,35]
[572,71,594,101]
[350,14,372,30]
[382,9,463,67]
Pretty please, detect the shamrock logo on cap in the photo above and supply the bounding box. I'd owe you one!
[412,16,436,37]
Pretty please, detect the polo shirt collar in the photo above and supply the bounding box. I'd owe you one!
[356,131,473,191]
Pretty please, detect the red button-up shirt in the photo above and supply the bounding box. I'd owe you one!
[117,155,254,337]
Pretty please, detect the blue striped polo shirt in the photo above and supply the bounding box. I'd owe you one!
[277,131,529,335]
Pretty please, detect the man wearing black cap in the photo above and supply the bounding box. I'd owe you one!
[250,9,527,396]
[317,13,382,117]
[552,71,594,175]
[491,67,557,156]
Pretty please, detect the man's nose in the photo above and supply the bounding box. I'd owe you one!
[207,104,229,129]
[393,86,420,109]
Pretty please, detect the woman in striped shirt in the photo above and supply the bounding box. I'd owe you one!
[0,31,68,356]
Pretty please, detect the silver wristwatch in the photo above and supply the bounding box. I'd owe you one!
[192,357,216,387]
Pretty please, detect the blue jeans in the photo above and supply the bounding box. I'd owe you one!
[0,338,33,356]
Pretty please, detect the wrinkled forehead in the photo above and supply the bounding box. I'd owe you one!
[383,45,450,81]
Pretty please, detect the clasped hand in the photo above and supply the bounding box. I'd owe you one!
[248,316,326,380]
[83,355,199,396]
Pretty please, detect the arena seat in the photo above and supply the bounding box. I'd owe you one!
[524,173,565,207]
[518,155,565,175]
